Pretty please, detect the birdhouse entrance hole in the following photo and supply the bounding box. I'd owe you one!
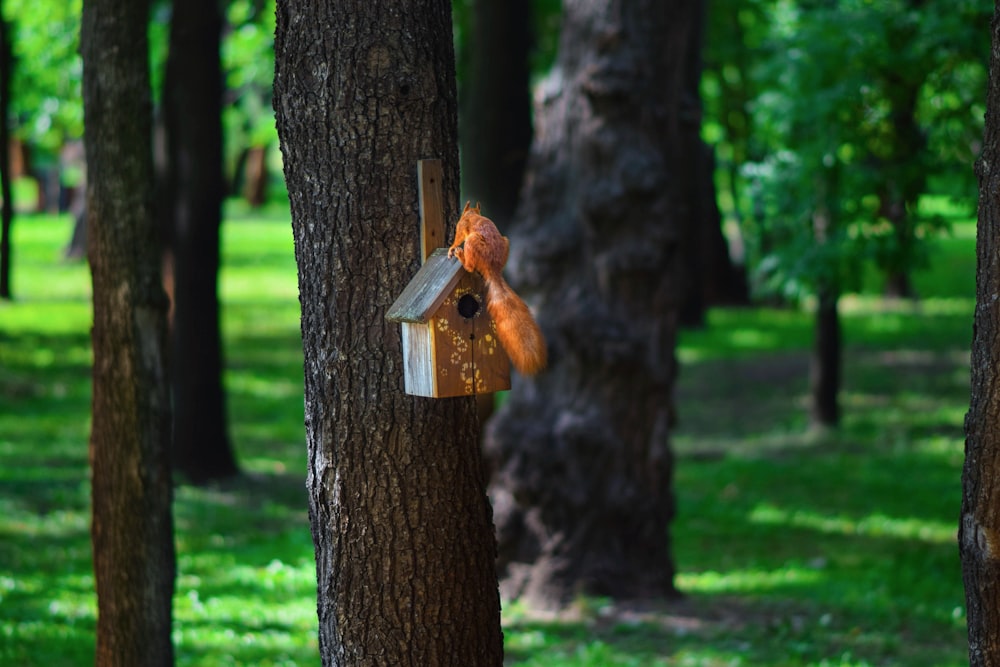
[457,294,480,319]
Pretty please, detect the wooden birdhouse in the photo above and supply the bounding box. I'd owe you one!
[387,248,510,397]
[385,160,511,398]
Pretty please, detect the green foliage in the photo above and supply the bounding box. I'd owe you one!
[223,0,277,150]
[704,0,988,300]
[0,209,974,665]
[5,0,82,152]
[3,0,278,172]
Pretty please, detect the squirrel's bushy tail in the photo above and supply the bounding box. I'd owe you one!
[484,277,546,376]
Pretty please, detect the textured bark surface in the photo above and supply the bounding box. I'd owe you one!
[484,0,685,608]
[962,6,1000,664]
[273,1,503,665]
[81,0,176,663]
[163,0,238,483]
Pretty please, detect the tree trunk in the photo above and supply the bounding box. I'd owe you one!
[163,0,238,483]
[961,4,1000,663]
[876,0,929,300]
[809,286,841,428]
[875,90,923,300]
[241,144,268,207]
[678,0,747,327]
[0,10,12,300]
[273,1,503,665]
[459,0,532,227]
[484,0,685,609]
[81,0,175,663]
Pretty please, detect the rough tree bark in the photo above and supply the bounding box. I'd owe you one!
[273,1,503,664]
[81,0,175,663]
[484,0,686,608]
[961,4,1000,664]
[162,0,238,483]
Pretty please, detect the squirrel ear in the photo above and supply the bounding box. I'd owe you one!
[475,201,482,213]
[463,200,471,213]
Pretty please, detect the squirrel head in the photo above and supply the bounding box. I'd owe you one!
[462,200,482,216]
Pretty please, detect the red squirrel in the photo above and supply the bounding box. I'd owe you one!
[447,202,547,375]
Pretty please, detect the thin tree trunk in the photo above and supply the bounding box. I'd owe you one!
[484,0,685,609]
[809,286,840,427]
[163,0,238,483]
[459,0,532,227]
[81,0,175,662]
[678,0,747,326]
[274,1,503,664]
[242,145,268,207]
[961,4,1000,663]
[0,10,12,300]
[878,0,928,299]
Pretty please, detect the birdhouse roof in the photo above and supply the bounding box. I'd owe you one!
[386,248,466,324]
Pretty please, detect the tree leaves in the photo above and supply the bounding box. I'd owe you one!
[705,0,990,299]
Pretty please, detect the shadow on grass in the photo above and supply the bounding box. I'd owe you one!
[505,466,963,666]
[0,468,318,666]
[502,585,961,666]
[653,311,969,667]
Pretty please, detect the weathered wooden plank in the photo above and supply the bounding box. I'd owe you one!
[401,322,437,396]
[386,248,465,323]
[418,159,445,261]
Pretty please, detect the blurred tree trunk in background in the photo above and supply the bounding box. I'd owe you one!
[484,0,687,609]
[0,8,12,300]
[677,0,747,327]
[874,77,924,299]
[274,0,503,664]
[241,145,268,206]
[808,174,843,429]
[810,286,840,427]
[459,0,532,227]
[871,0,932,300]
[162,0,238,483]
[678,142,749,327]
[81,0,175,662]
[961,2,1000,663]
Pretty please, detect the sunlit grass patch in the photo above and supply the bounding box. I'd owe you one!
[677,308,814,363]
[676,568,826,595]
[747,505,955,544]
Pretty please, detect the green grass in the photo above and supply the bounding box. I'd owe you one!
[0,204,976,665]
[0,210,315,666]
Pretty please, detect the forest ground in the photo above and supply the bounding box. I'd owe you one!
[0,198,974,666]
